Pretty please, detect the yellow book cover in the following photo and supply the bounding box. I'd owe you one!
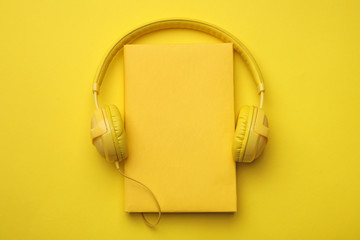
[124,43,236,212]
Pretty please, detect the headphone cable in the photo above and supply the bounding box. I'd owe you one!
[114,161,162,227]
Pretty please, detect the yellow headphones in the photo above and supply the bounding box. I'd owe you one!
[90,19,269,227]
[91,18,269,164]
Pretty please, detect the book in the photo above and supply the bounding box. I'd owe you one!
[124,43,237,212]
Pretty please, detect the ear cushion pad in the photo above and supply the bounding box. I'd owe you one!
[103,105,128,161]
[232,106,254,162]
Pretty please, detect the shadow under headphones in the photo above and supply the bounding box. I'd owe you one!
[90,19,269,226]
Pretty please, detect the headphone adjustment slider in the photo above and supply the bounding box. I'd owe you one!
[257,83,265,95]
[93,83,100,93]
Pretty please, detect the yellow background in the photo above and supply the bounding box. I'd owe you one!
[0,0,359,239]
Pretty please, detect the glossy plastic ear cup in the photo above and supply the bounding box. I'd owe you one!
[91,107,116,161]
[246,109,268,162]
[90,105,128,162]
[232,106,269,163]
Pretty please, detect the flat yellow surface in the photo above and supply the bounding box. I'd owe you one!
[0,0,359,239]
[124,43,236,212]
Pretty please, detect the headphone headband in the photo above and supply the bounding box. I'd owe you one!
[93,19,265,107]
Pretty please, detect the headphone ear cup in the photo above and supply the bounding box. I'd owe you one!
[91,108,108,159]
[91,107,118,162]
[233,106,269,163]
[232,106,254,162]
[103,105,128,161]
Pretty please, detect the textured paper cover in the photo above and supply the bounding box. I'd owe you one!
[124,43,236,212]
